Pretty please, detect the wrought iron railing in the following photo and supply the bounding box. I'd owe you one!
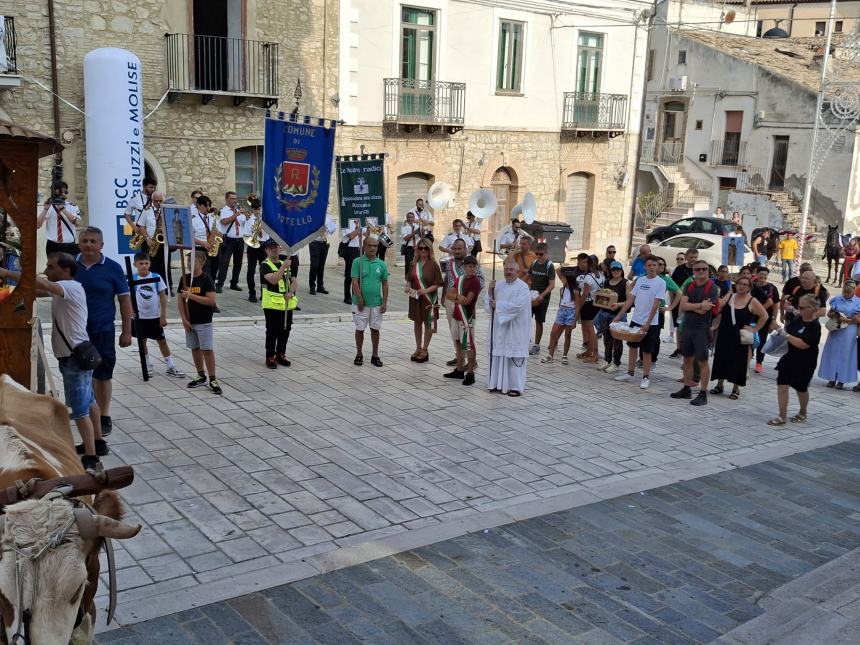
[735,165,787,193]
[383,78,466,126]
[562,92,627,130]
[640,141,684,165]
[641,178,711,228]
[165,33,278,97]
[709,139,747,166]
[1,17,17,75]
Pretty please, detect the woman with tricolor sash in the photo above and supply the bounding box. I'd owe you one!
[407,239,443,363]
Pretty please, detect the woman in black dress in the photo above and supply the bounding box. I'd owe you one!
[710,276,768,399]
[768,294,822,426]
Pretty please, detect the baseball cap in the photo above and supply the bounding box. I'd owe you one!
[263,239,279,248]
[610,260,624,270]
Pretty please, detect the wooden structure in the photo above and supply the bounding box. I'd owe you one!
[0,119,62,387]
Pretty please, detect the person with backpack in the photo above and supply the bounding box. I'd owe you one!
[671,260,720,406]
[526,242,556,356]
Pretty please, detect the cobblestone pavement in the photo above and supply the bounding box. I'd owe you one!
[94,439,860,643]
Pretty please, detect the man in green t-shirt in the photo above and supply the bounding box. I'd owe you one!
[351,237,389,367]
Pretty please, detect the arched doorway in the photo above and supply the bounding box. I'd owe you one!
[565,172,594,251]
[658,100,687,163]
[491,166,519,239]
[397,172,432,244]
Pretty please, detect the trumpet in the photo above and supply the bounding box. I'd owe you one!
[244,216,263,248]
[148,232,165,257]
[129,230,146,250]
[207,227,223,257]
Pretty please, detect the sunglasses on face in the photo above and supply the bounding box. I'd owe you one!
[607,250,616,254]
[536,252,545,256]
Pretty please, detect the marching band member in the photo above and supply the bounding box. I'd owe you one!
[309,212,337,295]
[260,239,297,369]
[145,191,173,294]
[439,219,475,260]
[371,218,393,262]
[123,176,157,236]
[216,191,246,293]
[244,197,270,303]
[498,217,533,253]
[192,195,219,280]
[37,180,81,256]
[342,218,363,304]
[400,212,420,280]
[464,211,482,260]
[408,197,434,242]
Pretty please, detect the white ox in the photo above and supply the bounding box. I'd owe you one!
[0,375,140,644]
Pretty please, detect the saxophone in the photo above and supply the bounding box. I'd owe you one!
[208,227,223,257]
[148,232,165,257]
[128,230,146,250]
[244,215,263,248]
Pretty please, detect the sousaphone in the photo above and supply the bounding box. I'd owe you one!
[468,189,497,219]
[427,182,452,210]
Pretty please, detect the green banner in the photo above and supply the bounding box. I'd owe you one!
[336,155,386,227]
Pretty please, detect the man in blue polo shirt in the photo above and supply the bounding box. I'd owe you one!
[627,243,650,280]
[76,227,133,453]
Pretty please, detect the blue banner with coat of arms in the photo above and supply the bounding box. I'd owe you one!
[262,113,337,252]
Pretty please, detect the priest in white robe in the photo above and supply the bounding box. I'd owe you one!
[488,260,532,396]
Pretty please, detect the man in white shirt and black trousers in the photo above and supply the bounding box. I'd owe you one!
[309,213,337,295]
[341,218,363,304]
[216,190,246,293]
[37,180,81,256]
[123,176,157,237]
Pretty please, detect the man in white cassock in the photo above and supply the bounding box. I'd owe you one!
[488,260,532,396]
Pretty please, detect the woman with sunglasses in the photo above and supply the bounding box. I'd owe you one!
[599,261,629,373]
[710,276,768,400]
[768,294,822,425]
[406,240,443,363]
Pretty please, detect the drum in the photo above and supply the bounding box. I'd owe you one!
[377,232,393,248]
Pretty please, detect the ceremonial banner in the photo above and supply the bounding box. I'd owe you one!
[262,113,337,252]
[336,155,386,227]
[722,235,746,267]
[163,205,193,249]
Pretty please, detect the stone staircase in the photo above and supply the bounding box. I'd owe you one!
[641,164,710,232]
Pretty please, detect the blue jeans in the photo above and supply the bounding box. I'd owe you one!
[782,259,795,281]
[58,357,96,420]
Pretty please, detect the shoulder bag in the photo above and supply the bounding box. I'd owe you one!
[55,324,102,371]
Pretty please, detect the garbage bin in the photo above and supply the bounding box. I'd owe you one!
[522,221,573,263]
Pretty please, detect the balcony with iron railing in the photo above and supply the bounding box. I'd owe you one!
[709,139,747,167]
[383,78,466,133]
[561,92,627,135]
[0,16,20,89]
[640,141,684,165]
[165,33,278,106]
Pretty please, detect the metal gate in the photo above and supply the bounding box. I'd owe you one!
[565,173,591,250]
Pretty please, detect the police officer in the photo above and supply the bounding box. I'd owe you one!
[260,239,297,369]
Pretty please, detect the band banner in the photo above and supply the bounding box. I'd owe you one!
[262,114,337,252]
[336,155,386,228]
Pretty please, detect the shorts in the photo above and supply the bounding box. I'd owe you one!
[58,357,96,420]
[132,317,165,341]
[457,320,476,349]
[680,327,710,361]
[185,322,214,351]
[579,301,599,322]
[532,297,550,324]
[89,331,117,381]
[627,320,660,354]
[555,306,576,327]
[445,301,460,341]
[352,305,383,331]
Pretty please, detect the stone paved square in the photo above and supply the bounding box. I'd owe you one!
[69,304,859,629]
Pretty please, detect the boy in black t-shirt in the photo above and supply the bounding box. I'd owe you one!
[526,242,556,355]
[178,251,221,394]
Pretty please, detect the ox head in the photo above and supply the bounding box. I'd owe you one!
[0,492,140,645]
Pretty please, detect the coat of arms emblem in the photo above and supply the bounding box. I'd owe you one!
[274,147,320,211]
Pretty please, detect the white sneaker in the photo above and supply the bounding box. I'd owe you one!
[529,344,541,356]
[663,335,674,343]
[605,364,618,374]
[145,360,154,373]
[166,366,186,378]
[596,360,609,370]
[615,372,633,382]
[540,354,553,364]
[640,376,651,389]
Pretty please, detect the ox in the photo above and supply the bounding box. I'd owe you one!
[0,375,140,644]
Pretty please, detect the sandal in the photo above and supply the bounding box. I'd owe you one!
[767,416,787,426]
[508,390,521,397]
[370,356,383,367]
[729,388,740,400]
[414,351,429,363]
[410,350,421,361]
[790,413,807,423]
[354,354,363,366]
[709,385,724,395]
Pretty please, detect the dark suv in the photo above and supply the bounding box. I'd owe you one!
[647,216,736,244]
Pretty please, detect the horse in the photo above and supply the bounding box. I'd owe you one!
[823,225,843,284]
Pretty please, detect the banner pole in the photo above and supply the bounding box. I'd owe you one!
[488,229,498,388]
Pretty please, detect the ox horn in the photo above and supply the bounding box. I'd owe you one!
[74,508,141,539]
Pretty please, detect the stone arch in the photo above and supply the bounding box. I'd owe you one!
[143,150,167,195]
[479,153,529,191]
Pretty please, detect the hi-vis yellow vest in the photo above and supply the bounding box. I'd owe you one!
[261,258,287,311]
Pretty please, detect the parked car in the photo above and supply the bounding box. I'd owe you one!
[646,216,736,244]
[652,233,752,274]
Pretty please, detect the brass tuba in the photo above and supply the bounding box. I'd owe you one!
[244,216,263,248]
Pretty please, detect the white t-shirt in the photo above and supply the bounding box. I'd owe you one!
[343,220,365,248]
[192,211,215,245]
[124,192,153,220]
[559,286,575,308]
[465,218,481,242]
[408,208,434,233]
[630,275,667,326]
[52,281,90,359]
[576,272,605,302]
[133,272,167,319]
[219,206,246,238]
[400,223,419,247]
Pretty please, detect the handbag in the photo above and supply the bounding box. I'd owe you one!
[824,316,846,332]
[55,325,102,371]
[731,295,759,347]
